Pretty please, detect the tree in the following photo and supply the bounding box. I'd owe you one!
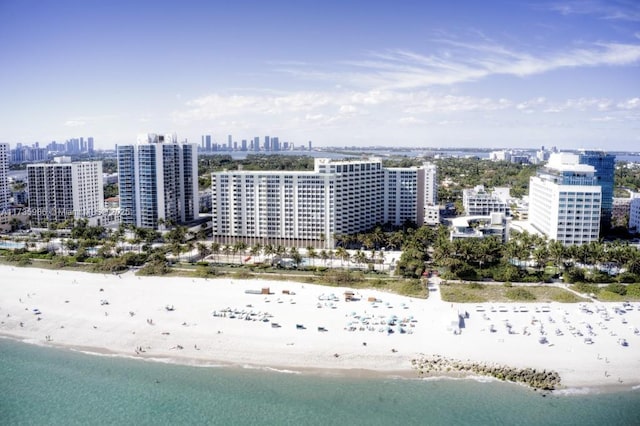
[289,247,303,267]
[306,246,317,267]
[196,242,211,261]
[334,247,349,267]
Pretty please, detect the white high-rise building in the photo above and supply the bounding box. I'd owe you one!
[528,153,601,245]
[211,158,434,248]
[423,162,438,206]
[117,133,198,229]
[0,143,8,211]
[27,157,104,228]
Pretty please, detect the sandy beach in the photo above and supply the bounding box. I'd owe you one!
[1,265,639,391]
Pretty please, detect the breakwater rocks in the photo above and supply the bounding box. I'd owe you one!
[411,355,562,391]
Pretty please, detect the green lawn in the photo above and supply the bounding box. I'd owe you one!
[439,283,588,303]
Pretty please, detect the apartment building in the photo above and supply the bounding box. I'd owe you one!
[117,133,198,229]
[27,157,104,228]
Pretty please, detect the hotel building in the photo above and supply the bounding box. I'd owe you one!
[0,143,8,211]
[27,157,104,228]
[211,158,435,248]
[528,153,601,245]
[117,133,198,229]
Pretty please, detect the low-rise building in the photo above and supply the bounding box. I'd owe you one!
[450,212,510,242]
[462,185,508,216]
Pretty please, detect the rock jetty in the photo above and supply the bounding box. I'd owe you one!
[411,354,561,391]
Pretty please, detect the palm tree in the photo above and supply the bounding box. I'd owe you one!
[289,247,302,267]
[353,250,368,270]
[334,247,349,267]
[211,242,220,262]
[388,231,404,251]
[532,245,549,271]
[263,244,275,264]
[222,244,232,262]
[196,242,211,261]
[548,240,565,269]
[306,246,317,267]
[250,244,262,262]
[624,248,640,275]
[320,249,329,266]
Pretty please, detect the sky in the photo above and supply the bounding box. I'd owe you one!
[0,0,639,151]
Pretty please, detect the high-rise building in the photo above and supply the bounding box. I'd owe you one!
[201,135,212,152]
[629,195,640,233]
[578,150,615,231]
[117,133,198,229]
[528,153,601,245]
[211,158,435,248]
[0,143,9,211]
[423,162,438,206]
[27,157,104,227]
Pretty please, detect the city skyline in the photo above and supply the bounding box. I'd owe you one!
[1,0,638,150]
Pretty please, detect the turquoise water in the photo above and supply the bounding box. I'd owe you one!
[0,241,25,249]
[1,339,639,425]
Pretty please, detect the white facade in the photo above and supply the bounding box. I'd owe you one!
[424,204,440,226]
[211,158,433,247]
[423,162,438,206]
[450,213,509,242]
[463,185,508,216]
[0,143,8,211]
[27,157,104,227]
[212,170,335,247]
[384,166,424,226]
[117,133,199,229]
[528,153,601,245]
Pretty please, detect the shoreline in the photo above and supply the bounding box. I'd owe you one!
[1,265,639,394]
[0,333,636,395]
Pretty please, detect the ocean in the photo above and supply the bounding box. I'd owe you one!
[1,339,639,426]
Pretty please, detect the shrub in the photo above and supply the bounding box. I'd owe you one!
[503,281,513,288]
[605,283,627,296]
[572,282,600,295]
[550,291,581,303]
[505,287,536,301]
[617,272,640,284]
[563,267,585,284]
[454,264,479,281]
[468,282,485,290]
[626,284,640,297]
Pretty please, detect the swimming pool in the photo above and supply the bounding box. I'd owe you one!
[0,241,26,249]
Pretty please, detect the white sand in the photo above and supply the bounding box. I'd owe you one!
[1,265,639,390]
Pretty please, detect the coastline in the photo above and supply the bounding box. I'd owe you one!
[1,265,639,393]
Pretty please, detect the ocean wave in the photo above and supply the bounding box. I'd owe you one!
[420,374,499,384]
[554,387,600,396]
[241,364,301,374]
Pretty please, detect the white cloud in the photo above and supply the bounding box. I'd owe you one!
[64,120,85,127]
[546,0,640,22]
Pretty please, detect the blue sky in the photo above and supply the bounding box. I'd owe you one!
[0,0,638,150]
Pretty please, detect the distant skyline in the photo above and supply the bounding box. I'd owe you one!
[1,0,638,150]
